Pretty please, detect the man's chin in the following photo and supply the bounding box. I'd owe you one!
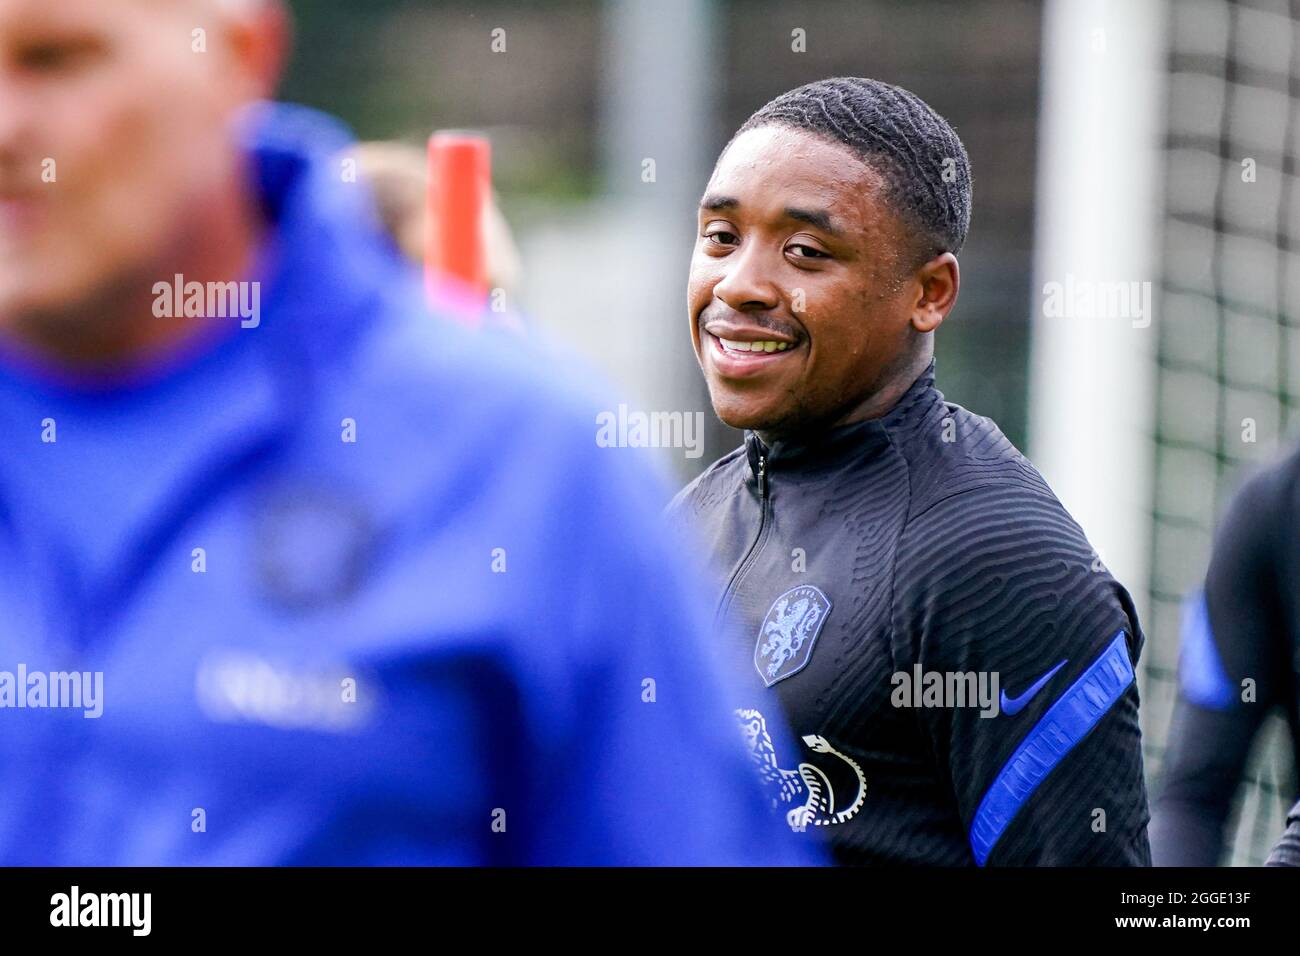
[709,395,792,436]
[0,285,57,329]
[0,278,92,327]
[0,262,142,356]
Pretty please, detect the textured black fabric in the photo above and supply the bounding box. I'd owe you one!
[1267,800,1300,867]
[668,363,1152,865]
[1150,444,1300,866]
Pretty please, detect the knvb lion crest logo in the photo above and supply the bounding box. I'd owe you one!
[755,585,832,687]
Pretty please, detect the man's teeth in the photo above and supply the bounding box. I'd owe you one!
[719,337,792,353]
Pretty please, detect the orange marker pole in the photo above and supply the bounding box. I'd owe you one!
[425,132,491,313]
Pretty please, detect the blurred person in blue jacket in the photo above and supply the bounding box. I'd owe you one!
[0,0,816,865]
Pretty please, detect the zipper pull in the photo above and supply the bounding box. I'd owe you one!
[757,454,768,499]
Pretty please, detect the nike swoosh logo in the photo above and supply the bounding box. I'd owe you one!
[999,659,1068,716]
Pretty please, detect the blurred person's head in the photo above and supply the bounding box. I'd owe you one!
[688,77,970,442]
[0,0,287,364]
[348,140,521,295]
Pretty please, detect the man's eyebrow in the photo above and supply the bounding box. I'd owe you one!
[784,207,839,235]
[699,194,739,211]
[698,197,840,236]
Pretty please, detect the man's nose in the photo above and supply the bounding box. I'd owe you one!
[712,243,782,313]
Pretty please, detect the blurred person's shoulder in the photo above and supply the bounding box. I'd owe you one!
[1221,438,1300,521]
[1206,437,1300,567]
[341,295,636,486]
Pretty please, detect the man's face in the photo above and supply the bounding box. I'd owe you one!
[688,125,926,438]
[0,0,267,321]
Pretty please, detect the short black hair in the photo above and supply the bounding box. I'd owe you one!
[731,77,973,262]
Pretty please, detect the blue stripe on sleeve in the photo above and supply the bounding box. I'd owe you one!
[969,630,1135,865]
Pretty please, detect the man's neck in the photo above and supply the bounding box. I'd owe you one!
[756,348,933,448]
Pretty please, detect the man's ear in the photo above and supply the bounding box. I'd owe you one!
[219,1,291,102]
[910,252,959,334]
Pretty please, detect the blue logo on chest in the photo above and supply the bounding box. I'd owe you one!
[755,585,832,687]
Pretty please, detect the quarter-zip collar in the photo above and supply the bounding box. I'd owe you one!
[743,360,940,485]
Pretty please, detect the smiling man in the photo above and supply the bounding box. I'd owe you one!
[668,78,1152,865]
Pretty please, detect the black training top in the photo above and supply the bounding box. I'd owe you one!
[1150,442,1300,866]
[668,362,1152,865]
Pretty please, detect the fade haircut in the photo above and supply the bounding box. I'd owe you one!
[732,77,973,265]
